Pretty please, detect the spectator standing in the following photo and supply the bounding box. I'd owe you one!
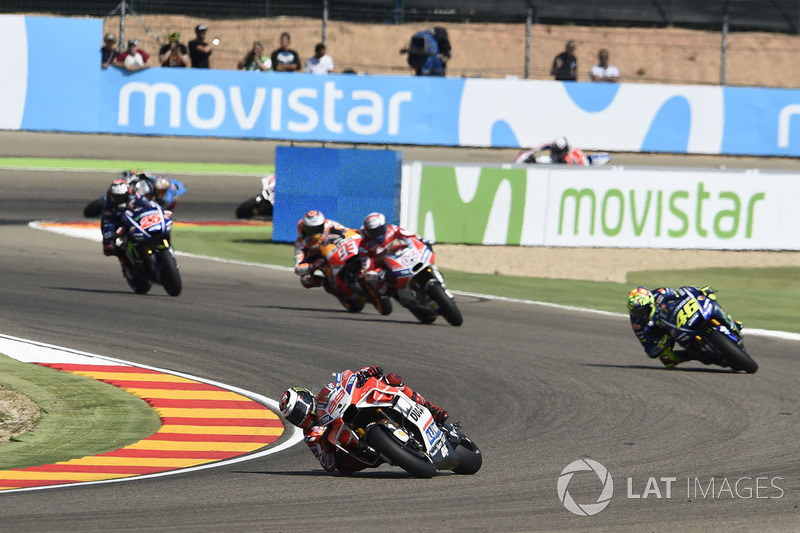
[589,49,620,82]
[101,32,118,68]
[271,32,301,72]
[237,41,272,71]
[159,32,190,68]
[188,24,214,68]
[113,39,150,71]
[551,40,577,81]
[304,43,334,74]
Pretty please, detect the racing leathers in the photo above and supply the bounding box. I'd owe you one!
[304,366,449,474]
[358,224,432,292]
[100,193,159,261]
[630,286,735,367]
[293,218,348,288]
[514,144,588,165]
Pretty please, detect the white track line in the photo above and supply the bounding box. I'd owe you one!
[30,221,800,343]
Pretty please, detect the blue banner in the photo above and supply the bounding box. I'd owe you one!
[4,15,800,157]
[272,146,401,243]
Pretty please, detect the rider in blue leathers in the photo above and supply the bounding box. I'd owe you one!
[627,285,742,368]
[100,179,161,269]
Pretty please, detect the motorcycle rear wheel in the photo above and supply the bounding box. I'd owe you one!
[428,283,463,326]
[366,425,436,479]
[410,307,437,324]
[708,330,758,373]
[125,268,151,294]
[157,248,182,297]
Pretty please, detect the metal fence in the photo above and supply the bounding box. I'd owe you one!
[5,1,800,86]
[6,1,800,33]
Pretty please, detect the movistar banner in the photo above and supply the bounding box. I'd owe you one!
[3,15,800,156]
[403,163,800,250]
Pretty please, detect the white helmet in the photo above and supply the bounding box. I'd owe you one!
[363,212,387,242]
[302,210,326,237]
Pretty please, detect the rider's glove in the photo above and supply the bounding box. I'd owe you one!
[300,274,317,289]
[420,237,434,250]
[356,366,383,387]
[699,286,716,300]
[103,241,115,256]
[304,426,327,445]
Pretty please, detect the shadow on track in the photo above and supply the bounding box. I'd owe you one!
[583,363,738,373]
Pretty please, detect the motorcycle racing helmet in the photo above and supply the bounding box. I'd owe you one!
[108,179,132,209]
[279,387,316,429]
[628,287,655,322]
[551,136,569,161]
[363,212,388,242]
[302,210,326,238]
[153,176,170,201]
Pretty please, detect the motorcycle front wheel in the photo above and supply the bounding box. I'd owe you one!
[157,248,182,297]
[452,434,482,475]
[428,283,463,326]
[708,330,758,373]
[366,425,436,479]
[83,198,104,218]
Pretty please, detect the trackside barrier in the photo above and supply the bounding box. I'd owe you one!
[401,162,800,250]
[2,15,800,156]
[272,146,401,243]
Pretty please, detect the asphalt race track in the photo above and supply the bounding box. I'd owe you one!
[1,132,799,531]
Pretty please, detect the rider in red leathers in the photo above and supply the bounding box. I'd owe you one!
[513,136,588,166]
[279,366,449,474]
[293,210,348,289]
[358,212,433,292]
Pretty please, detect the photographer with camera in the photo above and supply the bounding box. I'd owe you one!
[237,41,272,71]
[189,24,216,69]
[159,32,190,68]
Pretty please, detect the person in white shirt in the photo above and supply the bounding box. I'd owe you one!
[590,49,620,82]
[304,43,334,74]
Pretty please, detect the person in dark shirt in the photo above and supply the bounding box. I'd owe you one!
[188,24,213,68]
[270,32,301,72]
[159,31,190,68]
[101,32,118,68]
[551,39,578,81]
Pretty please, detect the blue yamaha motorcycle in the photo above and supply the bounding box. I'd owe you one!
[118,202,182,297]
[655,287,757,373]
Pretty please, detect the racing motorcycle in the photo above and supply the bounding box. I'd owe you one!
[84,174,186,218]
[316,372,482,478]
[235,174,275,219]
[310,228,391,315]
[513,148,611,166]
[116,201,182,297]
[655,287,757,373]
[379,236,462,326]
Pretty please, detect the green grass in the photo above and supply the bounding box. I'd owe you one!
[172,225,800,334]
[0,157,273,176]
[0,354,161,469]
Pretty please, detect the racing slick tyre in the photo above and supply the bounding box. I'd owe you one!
[410,307,437,324]
[124,268,151,295]
[427,283,463,326]
[366,425,436,479]
[157,248,182,297]
[83,198,104,218]
[452,434,483,475]
[340,297,365,313]
[708,330,758,373]
[235,196,260,219]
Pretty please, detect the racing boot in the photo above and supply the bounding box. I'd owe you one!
[409,391,449,424]
[659,347,688,369]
